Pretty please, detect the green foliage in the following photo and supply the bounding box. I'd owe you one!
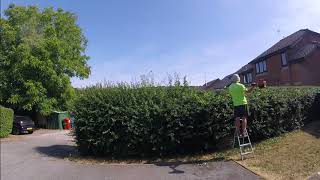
[0,106,14,138]
[73,85,320,157]
[0,4,90,115]
[248,88,317,139]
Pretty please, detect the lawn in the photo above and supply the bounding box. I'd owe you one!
[170,121,320,179]
[166,121,320,179]
[234,120,320,179]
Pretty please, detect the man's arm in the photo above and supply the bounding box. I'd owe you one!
[246,83,256,94]
[246,86,255,93]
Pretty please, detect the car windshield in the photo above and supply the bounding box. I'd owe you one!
[15,116,32,122]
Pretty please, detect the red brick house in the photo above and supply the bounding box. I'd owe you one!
[204,29,320,89]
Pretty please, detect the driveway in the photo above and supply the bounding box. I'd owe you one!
[1,130,260,180]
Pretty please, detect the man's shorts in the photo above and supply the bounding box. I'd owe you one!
[234,104,249,118]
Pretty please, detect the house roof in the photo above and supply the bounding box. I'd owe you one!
[235,64,254,74]
[218,74,233,88]
[202,76,232,89]
[204,78,220,87]
[290,41,320,61]
[250,29,314,63]
[203,78,223,89]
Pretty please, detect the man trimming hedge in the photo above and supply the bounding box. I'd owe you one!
[228,74,255,135]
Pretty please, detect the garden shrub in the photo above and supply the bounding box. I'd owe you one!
[73,85,319,157]
[248,88,317,140]
[0,106,14,138]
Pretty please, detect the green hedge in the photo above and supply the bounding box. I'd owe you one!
[73,86,319,157]
[0,106,14,138]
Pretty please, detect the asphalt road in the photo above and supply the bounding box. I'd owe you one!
[1,130,260,180]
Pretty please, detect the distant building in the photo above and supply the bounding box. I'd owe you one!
[204,29,320,89]
[203,75,232,90]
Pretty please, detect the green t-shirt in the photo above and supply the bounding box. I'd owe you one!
[228,82,247,106]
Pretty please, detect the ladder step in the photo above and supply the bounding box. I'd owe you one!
[240,143,251,147]
[239,134,248,138]
[233,127,254,160]
[241,151,253,156]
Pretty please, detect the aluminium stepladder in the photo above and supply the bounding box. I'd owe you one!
[232,124,254,160]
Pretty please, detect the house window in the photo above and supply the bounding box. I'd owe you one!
[256,60,267,74]
[281,53,288,66]
[243,72,253,84]
[256,63,259,73]
[248,73,252,83]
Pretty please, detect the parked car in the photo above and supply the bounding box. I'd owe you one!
[12,116,35,135]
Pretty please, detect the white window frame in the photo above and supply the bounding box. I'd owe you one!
[263,61,267,71]
[256,63,260,73]
[248,72,252,83]
[243,72,253,84]
[259,62,263,72]
[281,53,288,66]
[256,60,267,74]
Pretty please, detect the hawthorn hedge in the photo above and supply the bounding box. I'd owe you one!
[0,106,14,138]
[73,86,319,157]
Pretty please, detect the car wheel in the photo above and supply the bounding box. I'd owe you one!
[12,127,20,135]
[28,131,34,134]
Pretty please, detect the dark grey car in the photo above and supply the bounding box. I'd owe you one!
[12,116,35,135]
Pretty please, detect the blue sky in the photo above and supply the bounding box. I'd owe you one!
[1,0,320,87]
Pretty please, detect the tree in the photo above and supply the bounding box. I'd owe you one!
[0,4,90,115]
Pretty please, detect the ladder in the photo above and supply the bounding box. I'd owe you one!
[232,126,254,160]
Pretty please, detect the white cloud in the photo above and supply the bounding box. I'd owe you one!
[271,0,320,34]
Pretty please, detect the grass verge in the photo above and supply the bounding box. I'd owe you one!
[235,121,320,180]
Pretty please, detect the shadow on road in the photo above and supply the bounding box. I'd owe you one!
[154,157,226,174]
[302,120,320,139]
[35,145,78,159]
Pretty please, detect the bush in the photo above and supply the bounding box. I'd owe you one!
[248,88,317,140]
[0,106,14,138]
[73,85,319,157]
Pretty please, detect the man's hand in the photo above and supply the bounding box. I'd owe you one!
[246,83,256,93]
[251,82,257,87]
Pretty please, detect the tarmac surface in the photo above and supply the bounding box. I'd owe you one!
[1,130,260,180]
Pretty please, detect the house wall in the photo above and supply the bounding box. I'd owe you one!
[280,66,290,85]
[290,49,320,86]
[252,31,320,86]
[287,31,320,85]
[253,54,284,85]
[254,49,320,86]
